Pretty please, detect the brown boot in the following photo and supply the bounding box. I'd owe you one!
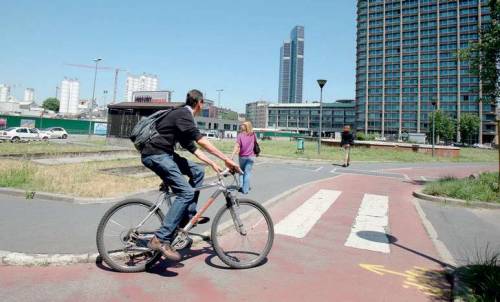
[148,236,181,261]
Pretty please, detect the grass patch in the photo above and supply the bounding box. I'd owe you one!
[213,139,498,163]
[0,158,159,198]
[0,162,35,187]
[423,172,500,203]
[0,152,219,198]
[455,246,500,301]
[0,141,116,155]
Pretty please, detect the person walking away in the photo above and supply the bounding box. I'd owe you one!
[231,121,256,194]
[340,125,354,167]
[141,89,240,261]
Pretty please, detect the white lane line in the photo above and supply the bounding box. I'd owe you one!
[344,193,390,253]
[275,189,342,238]
[330,168,337,173]
[314,166,324,172]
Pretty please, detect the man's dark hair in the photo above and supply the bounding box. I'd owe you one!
[185,89,203,108]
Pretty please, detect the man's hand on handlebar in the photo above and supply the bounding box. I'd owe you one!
[224,158,242,174]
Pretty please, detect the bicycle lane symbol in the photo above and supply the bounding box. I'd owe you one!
[359,263,450,298]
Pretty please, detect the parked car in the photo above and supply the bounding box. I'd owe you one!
[42,127,68,139]
[0,127,49,142]
[201,132,219,140]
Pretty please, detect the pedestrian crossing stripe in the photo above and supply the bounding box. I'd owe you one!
[344,193,390,253]
[275,190,342,239]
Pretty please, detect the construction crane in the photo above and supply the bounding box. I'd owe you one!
[64,63,126,104]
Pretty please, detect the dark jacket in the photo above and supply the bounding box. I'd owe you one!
[141,106,203,156]
[340,131,354,147]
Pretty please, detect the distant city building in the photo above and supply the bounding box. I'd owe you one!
[355,0,496,143]
[268,100,356,136]
[59,78,80,115]
[245,101,269,128]
[279,26,304,103]
[0,84,10,103]
[24,88,34,102]
[125,74,159,102]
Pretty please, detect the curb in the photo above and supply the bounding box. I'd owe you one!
[0,250,99,266]
[0,174,342,267]
[0,187,158,204]
[413,190,500,210]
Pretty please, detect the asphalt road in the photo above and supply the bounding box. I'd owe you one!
[0,159,495,256]
[418,199,500,266]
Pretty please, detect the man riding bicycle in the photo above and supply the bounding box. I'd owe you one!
[141,89,240,261]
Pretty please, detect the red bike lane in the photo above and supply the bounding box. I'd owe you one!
[0,170,467,302]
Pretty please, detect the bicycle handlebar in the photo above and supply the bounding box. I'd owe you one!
[218,168,238,178]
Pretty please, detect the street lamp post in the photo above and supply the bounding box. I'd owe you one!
[88,58,102,137]
[317,79,327,154]
[216,89,224,109]
[431,101,436,157]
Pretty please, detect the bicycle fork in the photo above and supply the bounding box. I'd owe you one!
[226,193,247,236]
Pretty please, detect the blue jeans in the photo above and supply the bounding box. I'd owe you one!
[141,153,204,243]
[239,156,255,194]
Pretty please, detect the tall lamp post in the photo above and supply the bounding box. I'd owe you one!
[431,100,436,157]
[216,89,224,109]
[88,58,102,137]
[317,79,327,154]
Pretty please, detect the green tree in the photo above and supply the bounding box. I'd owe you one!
[459,113,481,145]
[429,111,456,144]
[460,0,499,102]
[460,0,500,186]
[42,98,60,112]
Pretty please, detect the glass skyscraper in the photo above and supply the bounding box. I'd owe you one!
[355,0,496,143]
[279,26,305,103]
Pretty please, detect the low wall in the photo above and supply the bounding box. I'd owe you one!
[321,139,460,158]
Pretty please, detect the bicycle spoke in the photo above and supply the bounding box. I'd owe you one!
[109,219,127,230]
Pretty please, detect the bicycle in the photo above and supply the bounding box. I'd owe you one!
[96,169,274,272]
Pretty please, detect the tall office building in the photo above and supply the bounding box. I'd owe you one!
[279,26,305,103]
[0,84,10,103]
[355,0,496,143]
[125,73,159,102]
[24,88,34,102]
[59,78,80,115]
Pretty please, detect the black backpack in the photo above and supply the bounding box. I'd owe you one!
[130,109,172,152]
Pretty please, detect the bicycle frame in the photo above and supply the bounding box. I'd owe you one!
[133,171,241,242]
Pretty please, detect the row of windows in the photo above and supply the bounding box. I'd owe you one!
[362,15,484,29]
[361,77,478,86]
[361,24,478,39]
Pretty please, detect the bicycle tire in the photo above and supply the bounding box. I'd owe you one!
[96,199,164,273]
[211,198,274,269]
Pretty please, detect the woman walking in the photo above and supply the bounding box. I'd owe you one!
[340,125,354,167]
[231,121,257,194]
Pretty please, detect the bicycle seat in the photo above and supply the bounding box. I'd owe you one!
[159,182,170,193]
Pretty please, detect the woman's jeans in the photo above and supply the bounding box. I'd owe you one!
[239,156,255,194]
[141,153,204,243]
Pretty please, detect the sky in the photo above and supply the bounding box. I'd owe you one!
[0,0,357,113]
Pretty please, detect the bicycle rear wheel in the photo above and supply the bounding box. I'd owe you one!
[96,199,163,273]
[211,198,274,269]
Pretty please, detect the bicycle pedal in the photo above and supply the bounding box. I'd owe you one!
[173,236,193,250]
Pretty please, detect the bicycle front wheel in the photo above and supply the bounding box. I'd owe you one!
[96,199,164,273]
[211,198,274,269]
